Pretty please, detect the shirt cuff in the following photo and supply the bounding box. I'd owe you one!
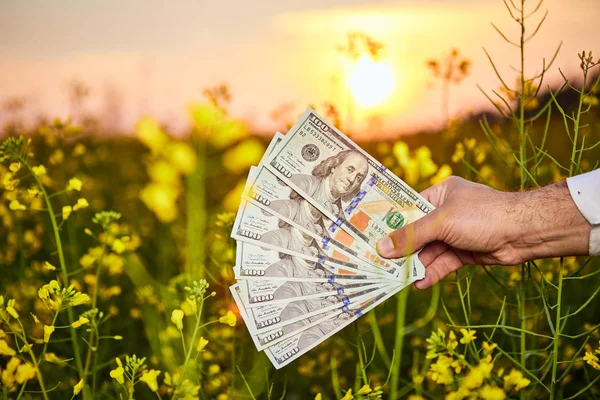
[566,170,600,256]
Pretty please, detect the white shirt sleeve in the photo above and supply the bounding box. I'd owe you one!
[566,170,600,256]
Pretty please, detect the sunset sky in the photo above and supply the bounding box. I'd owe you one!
[1,0,598,138]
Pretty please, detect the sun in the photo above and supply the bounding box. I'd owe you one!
[349,55,396,108]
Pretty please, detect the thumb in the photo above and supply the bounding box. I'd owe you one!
[376,210,443,258]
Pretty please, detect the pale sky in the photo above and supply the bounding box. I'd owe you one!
[0,0,598,138]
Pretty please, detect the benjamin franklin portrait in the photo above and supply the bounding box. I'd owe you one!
[270,150,369,227]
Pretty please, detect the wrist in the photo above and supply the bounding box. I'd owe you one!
[505,181,591,262]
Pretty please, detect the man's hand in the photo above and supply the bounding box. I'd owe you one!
[376,176,592,290]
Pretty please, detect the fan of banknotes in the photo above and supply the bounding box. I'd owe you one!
[229,108,435,369]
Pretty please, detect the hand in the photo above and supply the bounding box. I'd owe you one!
[376,176,591,290]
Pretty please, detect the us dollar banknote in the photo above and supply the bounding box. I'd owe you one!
[264,281,403,369]
[244,164,404,276]
[231,198,388,279]
[232,283,385,333]
[248,134,401,276]
[265,109,435,282]
[237,278,382,308]
[235,241,384,282]
[231,284,391,351]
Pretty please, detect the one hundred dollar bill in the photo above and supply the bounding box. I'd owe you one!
[235,241,385,282]
[264,281,404,369]
[231,284,391,351]
[232,282,385,333]
[237,277,383,308]
[265,109,435,281]
[243,165,401,277]
[232,198,389,279]
[252,133,401,276]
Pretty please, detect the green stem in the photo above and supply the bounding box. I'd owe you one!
[20,158,85,380]
[519,272,527,398]
[355,325,368,385]
[186,136,206,279]
[550,258,564,398]
[15,320,49,400]
[518,0,526,190]
[569,70,587,177]
[172,298,205,399]
[389,289,408,400]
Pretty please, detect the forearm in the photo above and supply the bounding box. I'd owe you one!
[507,180,592,261]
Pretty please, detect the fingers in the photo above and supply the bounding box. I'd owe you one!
[418,241,449,266]
[414,248,464,290]
[377,210,444,258]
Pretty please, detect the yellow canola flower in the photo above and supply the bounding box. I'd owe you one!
[222,139,265,174]
[452,143,465,163]
[44,261,57,271]
[73,198,89,211]
[431,164,452,186]
[197,336,209,352]
[482,342,498,356]
[19,344,33,353]
[315,394,322,400]
[459,328,476,344]
[15,363,36,384]
[67,177,83,192]
[147,160,180,186]
[447,330,458,351]
[356,384,372,395]
[3,172,20,191]
[9,200,26,211]
[429,354,453,385]
[43,325,55,343]
[462,362,494,390]
[62,205,72,220]
[71,293,90,306]
[136,118,169,154]
[219,310,237,327]
[415,146,438,179]
[44,353,63,363]
[0,339,16,356]
[6,299,19,319]
[464,138,477,150]
[503,369,530,392]
[340,389,354,400]
[171,309,184,330]
[9,162,20,172]
[140,369,161,392]
[111,239,126,254]
[72,316,90,329]
[27,187,40,198]
[110,366,125,384]
[479,385,506,400]
[140,182,179,223]
[73,379,85,395]
[222,180,245,211]
[165,142,197,175]
[32,165,47,177]
[584,351,599,364]
[72,143,86,157]
[451,359,463,374]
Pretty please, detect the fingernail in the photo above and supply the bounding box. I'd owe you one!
[377,236,394,255]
